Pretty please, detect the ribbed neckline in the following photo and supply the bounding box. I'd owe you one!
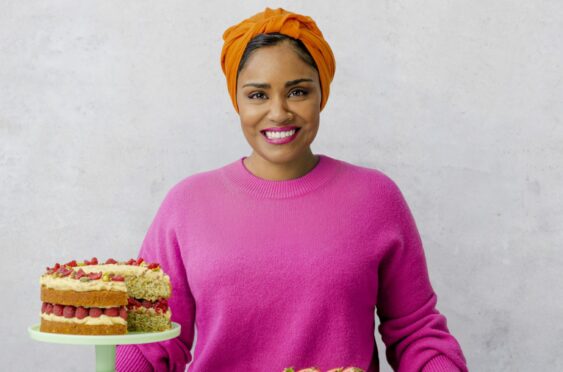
[220,153,342,199]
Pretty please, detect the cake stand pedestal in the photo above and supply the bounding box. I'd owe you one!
[28,322,181,372]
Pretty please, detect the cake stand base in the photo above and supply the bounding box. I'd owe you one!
[28,322,181,372]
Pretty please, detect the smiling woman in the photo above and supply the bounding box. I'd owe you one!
[236,37,322,180]
[115,7,468,372]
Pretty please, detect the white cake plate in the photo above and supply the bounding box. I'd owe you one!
[28,322,181,372]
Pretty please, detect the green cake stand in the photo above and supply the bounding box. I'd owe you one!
[28,322,181,372]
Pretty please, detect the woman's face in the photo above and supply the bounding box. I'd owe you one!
[236,41,321,167]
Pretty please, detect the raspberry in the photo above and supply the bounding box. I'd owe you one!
[75,268,87,279]
[127,297,141,307]
[88,272,102,280]
[90,257,98,265]
[104,307,119,317]
[136,257,144,265]
[41,302,48,313]
[65,260,77,267]
[63,306,76,318]
[58,267,72,277]
[105,258,118,265]
[111,275,125,282]
[142,300,152,309]
[53,304,64,316]
[89,308,102,318]
[148,263,160,270]
[45,303,53,314]
[126,258,136,265]
[119,307,128,320]
[75,306,88,319]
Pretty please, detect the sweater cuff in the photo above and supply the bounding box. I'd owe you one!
[422,354,461,372]
[116,345,153,372]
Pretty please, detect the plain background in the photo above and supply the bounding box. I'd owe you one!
[2,1,562,371]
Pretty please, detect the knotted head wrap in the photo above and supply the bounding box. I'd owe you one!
[221,7,336,113]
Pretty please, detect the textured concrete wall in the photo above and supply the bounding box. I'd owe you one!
[1,1,562,371]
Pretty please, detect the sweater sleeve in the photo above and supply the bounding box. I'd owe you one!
[116,186,196,372]
[375,178,468,372]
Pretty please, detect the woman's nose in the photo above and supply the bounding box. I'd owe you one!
[267,95,292,123]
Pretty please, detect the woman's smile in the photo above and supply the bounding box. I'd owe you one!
[261,126,301,144]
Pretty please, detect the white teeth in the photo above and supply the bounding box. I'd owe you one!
[265,129,296,139]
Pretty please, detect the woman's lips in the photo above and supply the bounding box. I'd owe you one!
[261,127,300,145]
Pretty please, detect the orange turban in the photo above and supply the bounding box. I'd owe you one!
[221,7,336,113]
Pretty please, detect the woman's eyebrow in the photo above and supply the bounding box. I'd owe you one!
[242,78,314,89]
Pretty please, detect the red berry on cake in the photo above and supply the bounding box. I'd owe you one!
[76,306,88,320]
[148,263,160,270]
[45,303,53,314]
[105,258,118,264]
[64,260,78,267]
[119,307,128,320]
[41,302,48,313]
[111,275,125,282]
[63,306,76,318]
[89,308,102,318]
[57,267,72,277]
[88,272,102,280]
[104,307,119,317]
[75,268,87,279]
[142,300,152,309]
[53,304,64,316]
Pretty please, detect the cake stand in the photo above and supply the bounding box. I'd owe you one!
[28,322,181,372]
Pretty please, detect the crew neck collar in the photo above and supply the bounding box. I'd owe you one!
[221,154,341,199]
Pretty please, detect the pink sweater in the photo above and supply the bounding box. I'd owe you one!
[116,154,468,372]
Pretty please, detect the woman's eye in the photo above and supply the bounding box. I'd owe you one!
[248,89,308,100]
[248,92,266,100]
[290,88,308,97]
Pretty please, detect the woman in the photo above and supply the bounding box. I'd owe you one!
[116,7,468,372]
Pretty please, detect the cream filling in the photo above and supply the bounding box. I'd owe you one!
[41,313,126,325]
[40,264,170,292]
[40,276,127,292]
[79,264,168,280]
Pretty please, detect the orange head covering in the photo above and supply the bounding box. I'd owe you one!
[221,7,336,113]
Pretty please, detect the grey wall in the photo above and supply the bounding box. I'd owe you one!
[2,1,562,371]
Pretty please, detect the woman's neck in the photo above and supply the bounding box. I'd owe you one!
[243,152,320,181]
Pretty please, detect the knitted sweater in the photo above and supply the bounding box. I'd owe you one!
[116,154,468,372]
